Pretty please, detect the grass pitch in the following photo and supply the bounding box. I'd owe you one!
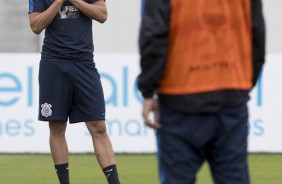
[0,153,281,183]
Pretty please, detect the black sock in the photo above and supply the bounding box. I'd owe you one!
[102,164,120,184]
[55,163,70,184]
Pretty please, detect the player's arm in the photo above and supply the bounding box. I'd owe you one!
[70,0,107,23]
[138,0,170,99]
[138,0,170,129]
[29,0,64,35]
[251,0,266,87]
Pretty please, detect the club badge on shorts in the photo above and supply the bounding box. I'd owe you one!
[41,103,52,118]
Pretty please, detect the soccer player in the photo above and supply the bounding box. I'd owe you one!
[28,0,120,184]
[138,0,265,184]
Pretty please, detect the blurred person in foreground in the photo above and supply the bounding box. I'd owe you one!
[28,0,120,184]
[138,0,265,183]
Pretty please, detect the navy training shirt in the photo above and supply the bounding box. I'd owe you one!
[29,0,98,61]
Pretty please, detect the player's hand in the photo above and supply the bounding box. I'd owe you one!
[69,0,82,3]
[55,0,66,4]
[142,98,161,129]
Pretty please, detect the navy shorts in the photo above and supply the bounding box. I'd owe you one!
[38,60,106,123]
[157,102,250,184]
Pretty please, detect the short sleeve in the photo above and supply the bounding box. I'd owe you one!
[28,0,45,13]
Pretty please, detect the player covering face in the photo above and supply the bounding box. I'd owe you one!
[28,0,120,183]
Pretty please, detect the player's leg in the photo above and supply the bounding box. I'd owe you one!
[208,102,250,184]
[38,60,73,184]
[49,121,70,184]
[157,104,217,184]
[86,120,120,184]
[49,121,68,164]
[68,61,120,183]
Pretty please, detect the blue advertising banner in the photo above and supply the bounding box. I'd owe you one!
[0,53,281,153]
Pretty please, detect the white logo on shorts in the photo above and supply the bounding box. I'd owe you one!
[41,103,52,118]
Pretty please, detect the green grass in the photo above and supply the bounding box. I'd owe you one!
[0,153,281,183]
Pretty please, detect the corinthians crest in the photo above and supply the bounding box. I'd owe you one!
[41,103,52,118]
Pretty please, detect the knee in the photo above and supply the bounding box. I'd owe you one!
[87,121,107,137]
[49,122,66,136]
